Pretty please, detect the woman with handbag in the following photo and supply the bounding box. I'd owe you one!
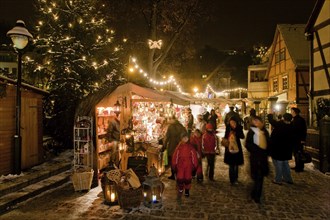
[223,117,245,185]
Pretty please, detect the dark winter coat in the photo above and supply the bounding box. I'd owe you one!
[245,126,270,179]
[164,120,186,157]
[292,114,307,148]
[224,124,244,165]
[267,114,294,160]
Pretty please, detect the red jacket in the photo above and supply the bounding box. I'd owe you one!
[172,142,198,172]
[202,132,217,154]
[190,135,203,157]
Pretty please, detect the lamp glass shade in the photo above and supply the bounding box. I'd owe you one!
[10,35,29,49]
[7,20,33,49]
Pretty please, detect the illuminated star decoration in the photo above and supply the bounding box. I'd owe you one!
[148,39,163,49]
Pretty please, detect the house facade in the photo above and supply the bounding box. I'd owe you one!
[266,24,310,118]
[247,64,268,114]
[305,0,330,127]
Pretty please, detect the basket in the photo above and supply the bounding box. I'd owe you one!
[117,187,143,209]
[72,169,94,191]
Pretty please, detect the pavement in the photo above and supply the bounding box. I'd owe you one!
[0,126,329,220]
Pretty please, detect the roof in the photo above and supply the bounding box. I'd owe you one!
[267,24,309,78]
[0,75,49,96]
[305,0,326,34]
[97,82,190,107]
[76,82,191,117]
[278,24,309,67]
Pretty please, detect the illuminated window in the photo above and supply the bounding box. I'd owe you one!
[282,75,288,90]
[250,70,266,82]
[273,78,278,92]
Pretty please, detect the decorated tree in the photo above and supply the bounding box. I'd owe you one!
[27,0,124,146]
[105,0,213,83]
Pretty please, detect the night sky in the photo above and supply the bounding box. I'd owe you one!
[0,0,317,50]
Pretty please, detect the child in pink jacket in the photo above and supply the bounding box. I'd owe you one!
[172,131,198,198]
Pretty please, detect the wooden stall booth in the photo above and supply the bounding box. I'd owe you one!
[0,76,48,175]
[95,83,190,177]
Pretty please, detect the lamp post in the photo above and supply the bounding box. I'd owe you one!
[7,20,33,174]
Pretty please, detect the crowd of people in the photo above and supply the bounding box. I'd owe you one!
[162,105,308,203]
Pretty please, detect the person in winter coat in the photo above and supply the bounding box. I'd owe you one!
[195,114,206,133]
[291,107,307,172]
[190,129,203,182]
[208,109,218,130]
[172,131,198,198]
[202,123,218,181]
[245,116,270,203]
[224,106,242,126]
[223,117,245,185]
[164,116,187,180]
[268,113,294,184]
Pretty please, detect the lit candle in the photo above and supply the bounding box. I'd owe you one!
[143,192,147,197]
[158,168,162,174]
[110,193,115,202]
[152,195,157,203]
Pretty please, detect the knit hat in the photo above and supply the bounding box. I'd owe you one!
[206,123,213,130]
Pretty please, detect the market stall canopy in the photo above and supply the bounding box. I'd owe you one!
[97,83,190,107]
[162,90,196,104]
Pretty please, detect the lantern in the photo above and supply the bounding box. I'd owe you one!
[142,165,165,208]
[114,100,121,116]
[101,162,118,205]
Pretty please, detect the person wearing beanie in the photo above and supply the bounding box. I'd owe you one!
[202,123,218,181]
[172,131,198,199]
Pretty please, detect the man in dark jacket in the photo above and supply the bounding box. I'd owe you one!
[291,107,307,172]
[164,116,187,179]
[268,113,294,184]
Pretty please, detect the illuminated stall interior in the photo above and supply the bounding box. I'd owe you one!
[95,83,189,176]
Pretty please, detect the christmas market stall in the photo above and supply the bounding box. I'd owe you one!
[75,82,190,185]
[95,83,189,175]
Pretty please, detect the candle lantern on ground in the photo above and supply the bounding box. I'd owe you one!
[101,161,119,205]
[142,165,165,208]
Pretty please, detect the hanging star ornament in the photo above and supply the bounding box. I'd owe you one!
[148,39,163,49]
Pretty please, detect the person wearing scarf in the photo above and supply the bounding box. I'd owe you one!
[245,116,270,203]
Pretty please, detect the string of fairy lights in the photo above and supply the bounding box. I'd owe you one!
[27,1,247,96]
[203,84,247,97]
[129,57,183,93]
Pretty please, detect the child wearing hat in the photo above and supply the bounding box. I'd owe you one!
[172,131,198,198]
[202,123,218,181]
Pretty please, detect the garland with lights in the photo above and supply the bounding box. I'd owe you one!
[205,84,247,97]
[129,57,183,93]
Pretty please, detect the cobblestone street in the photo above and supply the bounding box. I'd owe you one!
[1,145,329,220]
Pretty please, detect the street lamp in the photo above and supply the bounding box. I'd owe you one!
[7,20,33,174]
